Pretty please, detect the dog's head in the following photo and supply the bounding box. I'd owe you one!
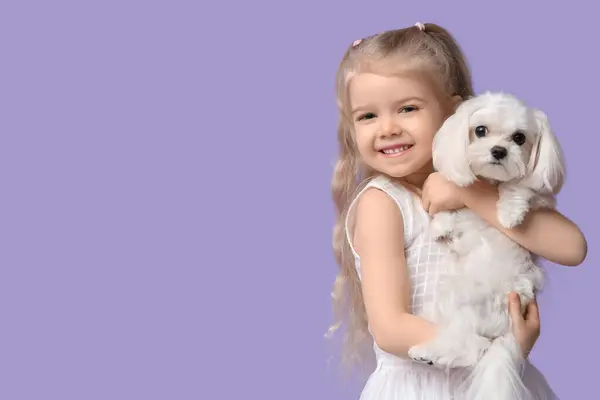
[432,91,565,195]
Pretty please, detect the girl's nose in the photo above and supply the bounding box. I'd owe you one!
[379,117,402,137]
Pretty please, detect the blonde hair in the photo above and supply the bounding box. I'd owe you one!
[328,22,475,370]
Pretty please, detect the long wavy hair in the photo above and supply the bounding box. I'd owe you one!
[328,22,475,372]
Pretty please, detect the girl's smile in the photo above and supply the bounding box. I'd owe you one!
[378,143,414,157]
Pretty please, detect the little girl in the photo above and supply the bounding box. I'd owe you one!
[329,22,587,399]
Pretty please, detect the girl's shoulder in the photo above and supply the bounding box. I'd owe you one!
[366,174,413,196]
[345,175,423,253]
[360,174,420,215]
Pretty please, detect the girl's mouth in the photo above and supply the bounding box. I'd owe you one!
[379,144,413,156]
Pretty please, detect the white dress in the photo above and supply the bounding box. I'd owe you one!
[345,174,559,400]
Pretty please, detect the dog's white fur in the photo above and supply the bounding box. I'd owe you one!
[407,92,565,400]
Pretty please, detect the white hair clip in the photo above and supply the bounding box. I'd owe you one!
[352,39,362,47]
[415,22,425,31]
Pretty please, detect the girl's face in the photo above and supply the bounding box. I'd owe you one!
[348,71,458,186]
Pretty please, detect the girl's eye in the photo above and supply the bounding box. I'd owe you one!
[400,106,418,113]
[358,112,376,121]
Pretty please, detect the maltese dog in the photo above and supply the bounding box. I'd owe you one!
[407,91,565,400]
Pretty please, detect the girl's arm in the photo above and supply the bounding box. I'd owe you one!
[459,180,587,267]
[352,188,438,356]
[353,186,543,358]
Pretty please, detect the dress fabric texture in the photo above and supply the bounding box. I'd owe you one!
[344,174,559,400]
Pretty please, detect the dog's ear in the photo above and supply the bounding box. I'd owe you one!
[522,109,565,195]
[432,100,477,186]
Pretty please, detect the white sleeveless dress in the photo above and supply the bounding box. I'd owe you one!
[345,174,559,400]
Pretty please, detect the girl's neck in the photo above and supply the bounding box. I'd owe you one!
[394,161,434,191]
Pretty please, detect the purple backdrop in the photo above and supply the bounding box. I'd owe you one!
[1,1,596,399]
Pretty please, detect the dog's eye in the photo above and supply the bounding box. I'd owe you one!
[512,132,526,145]
[474,125,488,138]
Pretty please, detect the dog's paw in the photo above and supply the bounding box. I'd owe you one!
[408,334,490,369]
[497,196,530,228]
[408,344,440,367]
[512,279,537,306]
[453,174,476,188]
[412,356,434,366]
[430,212,456,241]
[497,185,533,228]
[497,207,525,229]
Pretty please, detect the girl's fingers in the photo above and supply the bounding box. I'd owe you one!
[508,292,524,325]
[428,204,437,215]
[524,299,540,326]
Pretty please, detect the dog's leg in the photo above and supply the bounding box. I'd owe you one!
[430,210,457,241]
[408,313,491,369]
[409,327,491,369]
[511,277,535,314]
[497,183,534,229]
[512,263,545,311]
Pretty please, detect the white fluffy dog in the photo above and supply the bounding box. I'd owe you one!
[407,92,565,400]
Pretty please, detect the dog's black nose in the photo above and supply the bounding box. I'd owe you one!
[491,146,507,160]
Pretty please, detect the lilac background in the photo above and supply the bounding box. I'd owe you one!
[1,1,596,399]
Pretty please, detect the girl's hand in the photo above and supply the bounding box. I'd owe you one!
[421,172,465,215]
[508,292,540,358]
